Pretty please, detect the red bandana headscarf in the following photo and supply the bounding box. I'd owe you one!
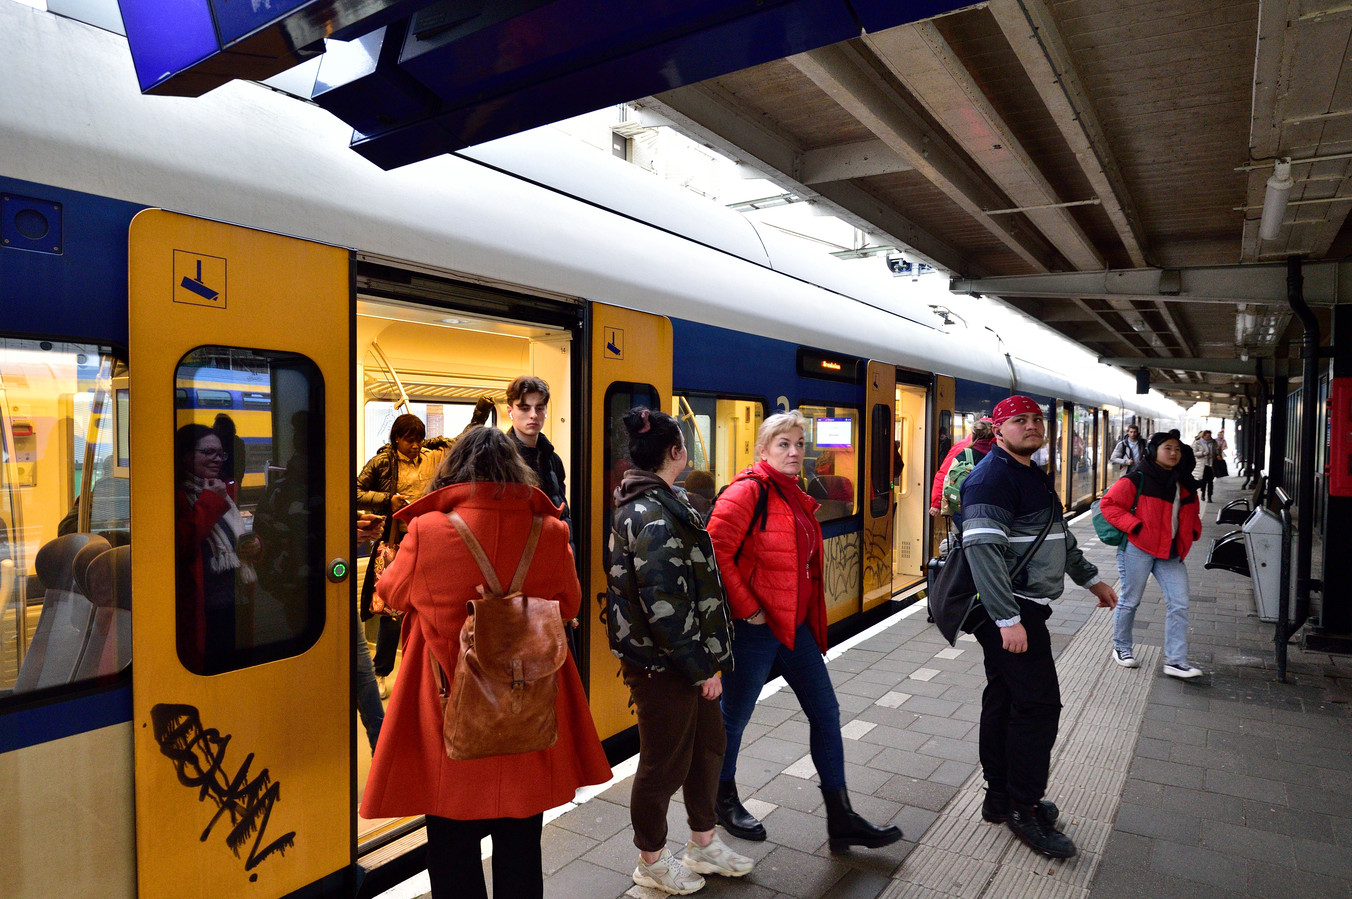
[990,395,1043,429]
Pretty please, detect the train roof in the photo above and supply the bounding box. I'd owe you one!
[1,6,1180,420]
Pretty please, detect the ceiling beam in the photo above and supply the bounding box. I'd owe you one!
[637,87,964,273]
[799,139,913,183]
[787,42,1064,273]
[951,261,1352,305]
[1097,357,1260,376]
[863,22,1105,271]
[988,0,1149,269]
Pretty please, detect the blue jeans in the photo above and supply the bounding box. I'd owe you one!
[355,612,384,751]
[720,621,844,791]
[1114,542,1191,667]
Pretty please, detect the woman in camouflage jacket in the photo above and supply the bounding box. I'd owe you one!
[606,406,751,893]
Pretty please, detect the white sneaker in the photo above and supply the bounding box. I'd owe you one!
[683,835,754,878]
[376,676,389,699]
[633,848,705,894]
[1163,663,1203,679]
[1113,647,1140,668]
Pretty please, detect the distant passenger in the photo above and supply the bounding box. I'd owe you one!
[360,426,609,899]
[707,411,902,853]
[1191,430,1216,502]
[606,407,752,894]
[212,412,248,487]
[929,417,994,518]
[356,414,451,698]
[958,396,1117,859]
[1099,430,1204,680]
[683,469,716,519]
[504,376,568,523]
[1109,425,1147,473]
[174,423,260,674]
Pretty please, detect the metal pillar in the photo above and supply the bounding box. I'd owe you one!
[1286,257,1318,640]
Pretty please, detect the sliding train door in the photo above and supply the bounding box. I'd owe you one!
[586,303,672,742]
[861,362,895,611]
[892,375,930,592]
[925,376,956,569]
[129,211,352,898]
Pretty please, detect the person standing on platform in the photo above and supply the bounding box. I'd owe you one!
[1109,425,1148,474]
[1191,430,1216,502]
[959,396,1117,859]
[1099,430,1204,679]
[708,411,901,854]
[607,406,752,895]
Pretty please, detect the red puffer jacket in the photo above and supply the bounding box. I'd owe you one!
[707,462,828,652]
[1099,466,1202,560]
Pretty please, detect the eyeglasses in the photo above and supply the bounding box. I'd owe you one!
[195,448,225,459]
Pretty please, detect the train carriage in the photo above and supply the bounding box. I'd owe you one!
[0,7,1179,897]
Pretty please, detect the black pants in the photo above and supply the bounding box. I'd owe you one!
[1199,465,1215,501]
[972,599,1062,806]
[371,614,401,677]
[425,813,544,899]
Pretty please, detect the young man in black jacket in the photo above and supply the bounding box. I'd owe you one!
[505,376,569,525]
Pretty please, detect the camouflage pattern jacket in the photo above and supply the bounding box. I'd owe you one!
[606,470,733,685]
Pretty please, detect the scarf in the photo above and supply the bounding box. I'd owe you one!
[182,474,257,584]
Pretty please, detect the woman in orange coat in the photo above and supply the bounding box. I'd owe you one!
[707,411,901,853]
[360,426,610,899]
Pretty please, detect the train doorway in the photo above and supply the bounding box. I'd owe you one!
[892,378,929,593]
[350,291,579,848]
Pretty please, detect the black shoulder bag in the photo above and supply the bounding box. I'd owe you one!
[927,506,1057,647]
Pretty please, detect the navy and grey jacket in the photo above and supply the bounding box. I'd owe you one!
[959,444,1101,627]
[606,470,733,685]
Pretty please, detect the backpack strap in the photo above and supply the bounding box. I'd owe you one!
[729,478,789,564]
[446,511,543,595]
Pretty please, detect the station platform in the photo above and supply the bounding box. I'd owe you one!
[390,473,1352,898]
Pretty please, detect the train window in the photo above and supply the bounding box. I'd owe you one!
[606,382,661,515]
[799,404,859,522]
[361,399,494,466]
[0,340,131,699]
[671,393,764,516]
[1070,405,1096,506]
[869,403,892,517]
[174,346,325,675]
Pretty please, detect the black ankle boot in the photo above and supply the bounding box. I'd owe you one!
[716,780,766,841]
[1008,803,1076,859]
[820,787,903,853]
[980,789,1059,827]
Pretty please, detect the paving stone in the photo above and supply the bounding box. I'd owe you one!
[874,775,958,811]
[745,845,851,897]
[1199,818,1296,866]
[548,858,637,899]
[1148,840,1250,891]
[552,798,633,841]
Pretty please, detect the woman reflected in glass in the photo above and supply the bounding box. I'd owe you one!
[174,423,259,673]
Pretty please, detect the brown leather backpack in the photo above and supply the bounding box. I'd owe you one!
[429,511,567,760]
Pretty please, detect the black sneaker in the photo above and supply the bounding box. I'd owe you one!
[1007,804,1076,859]
[981,790,1059,827]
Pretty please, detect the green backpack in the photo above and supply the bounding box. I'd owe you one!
[940,448,979,516]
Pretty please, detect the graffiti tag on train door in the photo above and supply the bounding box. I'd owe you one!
[150,703,296,881]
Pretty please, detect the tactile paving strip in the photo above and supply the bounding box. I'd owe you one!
[882,609,1160,899]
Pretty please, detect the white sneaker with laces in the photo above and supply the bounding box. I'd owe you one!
[1113,647,1140,668]
[633,848,705,895]
[1163,663,1203,679]
[683,835,754,878]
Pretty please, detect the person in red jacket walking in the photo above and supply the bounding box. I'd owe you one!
[707,411,902,853]
[1098,430,1204,679]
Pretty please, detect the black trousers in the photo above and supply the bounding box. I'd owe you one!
[972,599,1062,807]
[425,813,544,899]
[1199,465,1215,500]
[371,614,401,677]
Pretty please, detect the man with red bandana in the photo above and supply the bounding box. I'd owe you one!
[957,396,1117,860]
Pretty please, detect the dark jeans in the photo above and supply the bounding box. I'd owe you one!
[972,599,1062,806]
[1199,465,1215,500]
[372,614,401,677]
[623,663,726,852]
[425,813,543,899]
[720,621,845,791]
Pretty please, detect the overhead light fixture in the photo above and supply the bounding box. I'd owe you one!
[1259,158,1293,240]
[1135,366,1150,395]
[440,317,466,325]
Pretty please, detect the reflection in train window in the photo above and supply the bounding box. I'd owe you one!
[174,346,325,675]
[671,394,764,519]
[0,339,131,699]
[798,404,859,522]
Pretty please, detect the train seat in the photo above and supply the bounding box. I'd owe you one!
[808,475,854,520]
[72,544,132,679]
[12,534,107,692]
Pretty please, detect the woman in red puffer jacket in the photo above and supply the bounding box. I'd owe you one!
[707,411,901,854]
[1099,430,1204,680]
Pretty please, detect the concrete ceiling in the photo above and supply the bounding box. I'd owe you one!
[633,0,1352,412]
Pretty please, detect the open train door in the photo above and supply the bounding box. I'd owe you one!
[861,362,896,611]
[128,211,354,898]
[584,303,672,743]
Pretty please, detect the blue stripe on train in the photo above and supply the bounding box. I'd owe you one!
[0,682,133,753]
